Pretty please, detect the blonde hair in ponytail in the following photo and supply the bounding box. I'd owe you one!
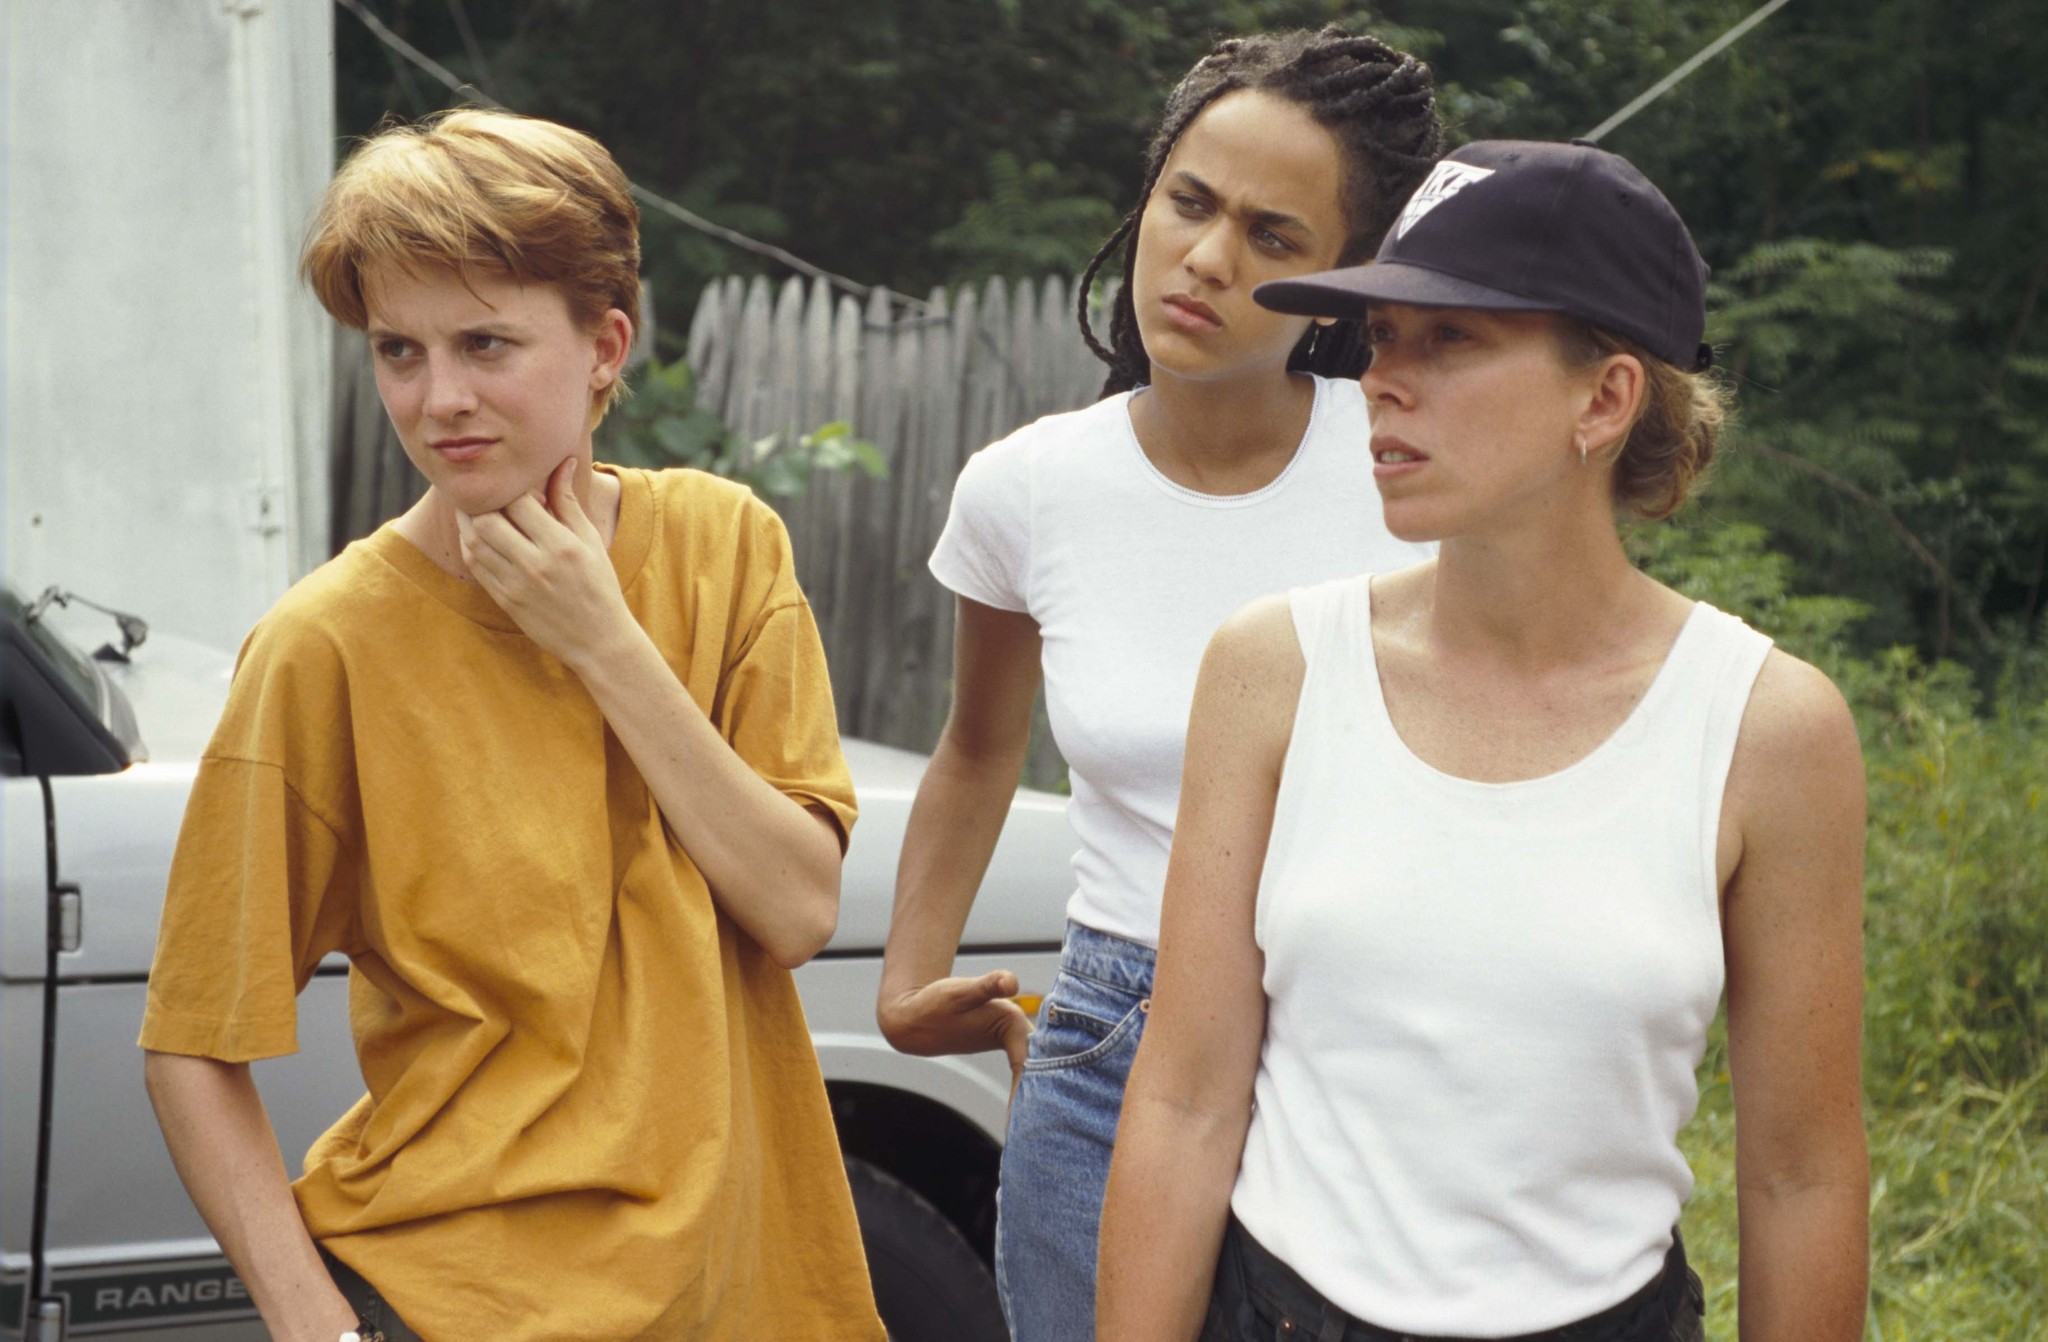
[1558,319,1730,520]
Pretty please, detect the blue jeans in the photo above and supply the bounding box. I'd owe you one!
[996,920,1155,1342]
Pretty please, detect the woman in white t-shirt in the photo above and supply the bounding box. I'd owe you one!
[874,25,1441,1342]
[1099,142,1869,1341]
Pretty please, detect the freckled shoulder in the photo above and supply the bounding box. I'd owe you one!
[1725,646,1866,858]
[1195,593,1308,760]
[1207,593,1303,679]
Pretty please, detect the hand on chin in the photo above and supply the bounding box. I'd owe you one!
[453,458,628,669]
[441,472,552,521]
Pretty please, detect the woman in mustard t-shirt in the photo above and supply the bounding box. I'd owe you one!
[139,110,883,1342]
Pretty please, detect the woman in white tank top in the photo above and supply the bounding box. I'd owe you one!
[1099,142,1870,1341]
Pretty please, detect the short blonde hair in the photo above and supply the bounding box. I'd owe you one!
[303,108,641,416]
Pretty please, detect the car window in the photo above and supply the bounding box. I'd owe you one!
[2,585,136,777]
[2,587,102,710]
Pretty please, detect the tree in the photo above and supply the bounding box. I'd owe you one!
[336,0,2048,664]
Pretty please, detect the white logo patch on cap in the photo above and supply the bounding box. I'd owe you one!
[1394,161,1496,239]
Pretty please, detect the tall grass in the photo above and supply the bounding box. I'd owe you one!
[1644,526,2048,1340]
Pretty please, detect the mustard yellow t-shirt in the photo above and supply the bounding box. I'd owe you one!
[140,466,884,1341]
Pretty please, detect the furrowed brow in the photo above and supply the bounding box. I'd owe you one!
[1171,171,1313,238]
[1247,206,1313,236]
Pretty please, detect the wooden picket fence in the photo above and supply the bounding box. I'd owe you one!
[685,274,1105,786]
[330,272,1108,786]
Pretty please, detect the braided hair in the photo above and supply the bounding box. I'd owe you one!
[1078,26,1444,398]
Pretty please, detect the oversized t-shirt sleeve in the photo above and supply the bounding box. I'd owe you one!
[717,597,859,853]
[927,434,1032,613]
[139,620,360,1062]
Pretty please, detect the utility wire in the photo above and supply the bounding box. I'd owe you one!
[442,0,491,86]
[1582,0,1795,143]
[337,0,502,107]
[335,0,909,310]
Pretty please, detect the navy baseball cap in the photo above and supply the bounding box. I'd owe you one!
[1256,139,1713,372]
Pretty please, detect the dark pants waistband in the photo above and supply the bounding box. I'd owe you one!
[1207,1216,1699,1342]
[319,1248,423,1342]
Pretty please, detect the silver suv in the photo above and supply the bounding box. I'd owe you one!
[1,586,1069,1341]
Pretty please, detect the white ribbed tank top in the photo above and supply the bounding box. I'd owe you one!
[1230,574,1772,1336]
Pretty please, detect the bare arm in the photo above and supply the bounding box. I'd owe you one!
[567,611,844,967]
[142,1052,359,1342]
[1096,597,1301,1341]
[1720,651,1870,1341]
[460,463,842,969]
[876,596,1044,1076]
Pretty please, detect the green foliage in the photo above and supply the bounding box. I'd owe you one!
[597,357,886,500]
[1633,522,1868,669]
[1709,242,1956,389]
[932,152,1122,282]
[1687,234,2014,659]
[337,0,2048,669]
[1648,524,2048,1339]
[336,0,1410,335]
[1861,681,2047,1098]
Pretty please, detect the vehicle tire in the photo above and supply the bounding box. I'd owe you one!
[846,1157,1008,1342]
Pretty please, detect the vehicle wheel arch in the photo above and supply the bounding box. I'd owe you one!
[826,1078,1004,1264]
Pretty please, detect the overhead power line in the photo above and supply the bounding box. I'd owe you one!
[334,0,900,309]
[1582,0,1796,143]
[335,0,504,109]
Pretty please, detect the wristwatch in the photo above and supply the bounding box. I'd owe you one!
[341,1327,387,1342]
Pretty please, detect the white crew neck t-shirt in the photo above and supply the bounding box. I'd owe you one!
[929,375,1431,947]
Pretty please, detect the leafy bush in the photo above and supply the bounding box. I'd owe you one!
[597,356,886,498]
[1632,522,1869,669]
[1645,523,2048,1340]
[932,152,1122,281]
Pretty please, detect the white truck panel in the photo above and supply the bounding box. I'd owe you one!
[38,979,354,1256]
[2,780,48,981]
[4,0,335,652]
[34,775,192,982]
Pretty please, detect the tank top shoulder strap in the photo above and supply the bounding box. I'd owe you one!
[1285,572,1374,674]
[1645,602,1775,920]
[1653,602,1775,749]
[1261,573,1378,949]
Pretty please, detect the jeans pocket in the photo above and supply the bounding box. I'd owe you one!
[1023,971,1147,1071]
